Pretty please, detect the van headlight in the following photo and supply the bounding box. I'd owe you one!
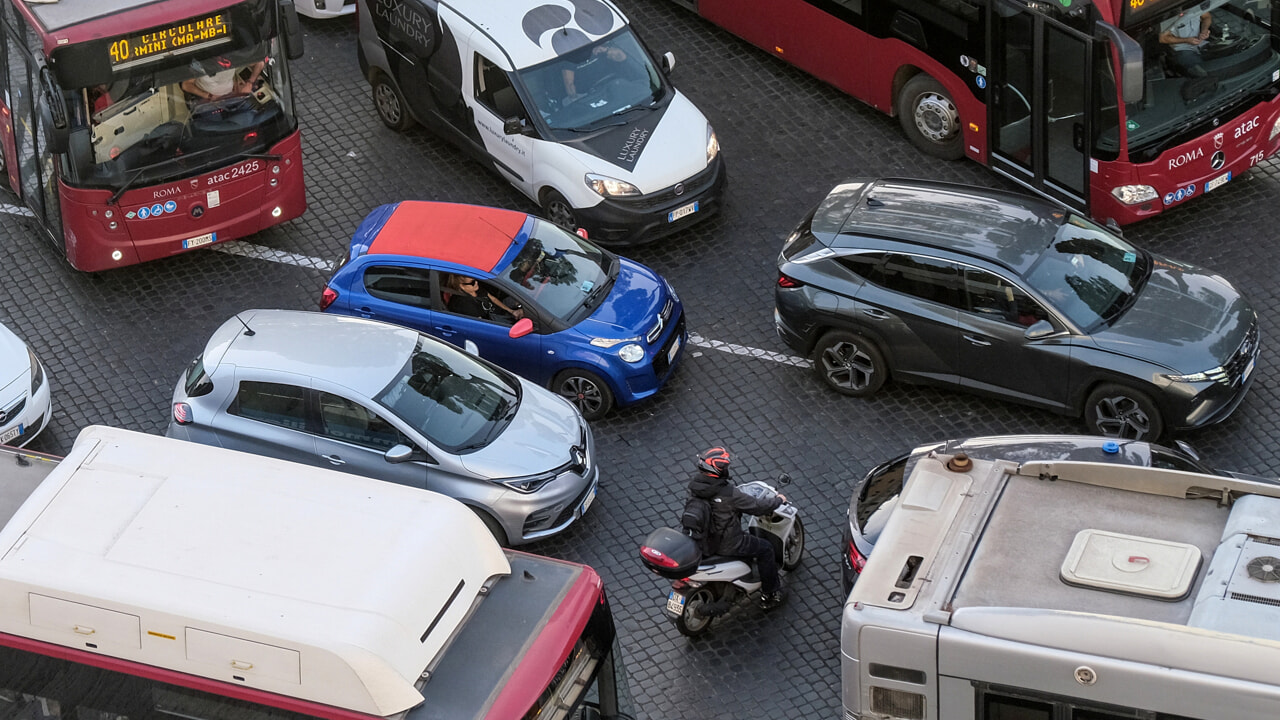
[707,126,720,162]
[586,173,641,197]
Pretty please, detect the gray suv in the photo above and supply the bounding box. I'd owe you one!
[167,310,598,546]
[775,178,1260,440]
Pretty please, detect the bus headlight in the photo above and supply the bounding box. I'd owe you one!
[1111,184,1158,205]
[1270,115,1280,141]
[585,173,641,198]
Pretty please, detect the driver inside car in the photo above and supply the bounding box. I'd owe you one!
[560,45,631,104]
[181,59,265,103]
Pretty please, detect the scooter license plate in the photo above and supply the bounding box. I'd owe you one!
[666,590,686,615]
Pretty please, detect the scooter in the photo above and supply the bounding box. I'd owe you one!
[639,474,804,637]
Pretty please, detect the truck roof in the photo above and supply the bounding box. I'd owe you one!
[850,452,1280,689]
[0,426,510,717]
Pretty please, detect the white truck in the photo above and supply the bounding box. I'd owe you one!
[842,448,1280,720]
[0,426,631,719]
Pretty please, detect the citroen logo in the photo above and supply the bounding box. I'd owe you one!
[1210,151,1225,170]
[673,182,685,197]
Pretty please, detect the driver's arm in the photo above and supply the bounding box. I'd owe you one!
[181,78,217,102]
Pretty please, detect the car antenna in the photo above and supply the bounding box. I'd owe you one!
[478,216,518,245]
[234,314,256,336]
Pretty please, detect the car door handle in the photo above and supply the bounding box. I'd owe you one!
[321,454,346,466]
[358,306,373,318]
[963,334,992,347]
[433,325,457,337]
[862,309,890,320]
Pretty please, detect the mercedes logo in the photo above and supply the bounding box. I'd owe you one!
[1210,151,1225,170]
[191,205,205,218]
[673,182,685,197]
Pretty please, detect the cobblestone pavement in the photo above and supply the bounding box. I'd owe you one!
[2,2,1278,718]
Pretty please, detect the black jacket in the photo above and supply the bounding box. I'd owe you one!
[688,472,783,555]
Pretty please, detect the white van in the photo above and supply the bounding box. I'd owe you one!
[357,0,726,244]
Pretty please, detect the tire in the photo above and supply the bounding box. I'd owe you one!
[897,74,965,160]
[813,331,887,397]
[675,586,719,638]
[372,75,416,132]
[470,507,509,548]
[541,188,580,232]
[1083,383,1164,441]
[552,369,614,421]
[782,517,805,571]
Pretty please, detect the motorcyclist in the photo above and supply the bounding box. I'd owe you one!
[688,447,788,610]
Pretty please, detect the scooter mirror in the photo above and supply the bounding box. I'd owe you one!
[777,472,792,485]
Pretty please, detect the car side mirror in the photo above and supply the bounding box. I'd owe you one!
[1105,218,1124,237]
[1024,319,1056,340]
[384,444,415,464]
[660,51,676,75]
[509,317,534,339]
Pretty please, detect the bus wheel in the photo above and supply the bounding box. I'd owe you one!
[372,76,416,132]
[898,74,964,160]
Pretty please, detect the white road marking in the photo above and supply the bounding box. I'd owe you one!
[214,241,813,367]
[0,203,34,218]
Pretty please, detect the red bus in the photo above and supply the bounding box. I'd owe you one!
[0,0,307,272]
[0,426,635,720]
[668,0,1280,224]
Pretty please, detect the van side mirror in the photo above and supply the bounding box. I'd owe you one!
[509,317,534,339]
[279,0,306,60]
[660,51,676,75]
[503,117,527,135]
[1024,319,1056,340]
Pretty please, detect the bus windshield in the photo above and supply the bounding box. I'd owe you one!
[1119,0,1280,157]
[64,39,295,191]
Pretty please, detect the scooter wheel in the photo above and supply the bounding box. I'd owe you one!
[782,516,805,571]
[675,587,719,638]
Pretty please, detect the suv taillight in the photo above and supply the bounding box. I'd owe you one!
[777,273,803,289]
[320,286,338,311]
[172,402,193,425]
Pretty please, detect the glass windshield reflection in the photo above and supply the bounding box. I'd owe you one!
[1023,216,1148,330]
[518,29,663,133]
[501,220,612,322]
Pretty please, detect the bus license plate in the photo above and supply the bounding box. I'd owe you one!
[666,590,686,615]
[1205,172,1231,192]
[667,335,681,365]
[183,232,217,249]
[0,425,22,445]
[668,202,698,223]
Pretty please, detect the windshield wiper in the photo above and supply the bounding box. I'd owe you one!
[107,145,224,205]
[611,104,655,117]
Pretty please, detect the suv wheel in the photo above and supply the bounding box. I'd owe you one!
[1084,383,1164,440]
[814,331,887,397]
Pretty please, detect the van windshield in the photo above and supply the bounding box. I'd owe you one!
[518,29,664,132]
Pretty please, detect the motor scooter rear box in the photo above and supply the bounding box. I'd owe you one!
[641,527,702,579]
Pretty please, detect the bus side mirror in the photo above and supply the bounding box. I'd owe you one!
[279,0,306,60]
[37,66,69,153]
[1097,22,1143,104]
[660,51,676,75]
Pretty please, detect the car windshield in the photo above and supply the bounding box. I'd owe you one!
[518,29,663,132]
[499,219,613,323]
[374,336,520,453]
[1022,215,1149,330]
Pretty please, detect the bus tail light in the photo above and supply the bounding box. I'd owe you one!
[172,402,193,425]
[1111,185,1158,205]
[320,286,338,311]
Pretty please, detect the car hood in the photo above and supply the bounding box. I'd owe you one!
[576,258,668,339]
[459,379,579,478]
[0,325,29,391]
[1091,255,1254,373]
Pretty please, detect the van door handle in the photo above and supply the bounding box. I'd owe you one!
[862,309,890,320]
[321,454,346,466]
[963,334,992,347]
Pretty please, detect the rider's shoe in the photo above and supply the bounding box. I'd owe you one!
[759,589,787,611]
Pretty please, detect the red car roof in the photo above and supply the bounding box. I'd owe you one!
[368,202,527,272]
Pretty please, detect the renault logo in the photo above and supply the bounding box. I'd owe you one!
[571,446,586,469]
[1211,151,1225,170]
[673,182,685,197]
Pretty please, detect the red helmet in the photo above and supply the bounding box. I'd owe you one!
[697,447,731,478]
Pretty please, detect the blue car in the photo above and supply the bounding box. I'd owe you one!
[321,201,687,420]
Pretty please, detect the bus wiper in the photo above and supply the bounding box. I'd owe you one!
[108,169,146,205]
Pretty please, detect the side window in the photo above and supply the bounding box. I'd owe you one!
[880,254,963,308]
[981,693,1052,720]
[317,392,405,451]
[227,381,308,431]
[442,273,520,326]
[836,252,884,283]
[474,54,524,119]
[363,265,433,309]
[962,267,1050,327]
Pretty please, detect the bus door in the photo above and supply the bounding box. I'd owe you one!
[988,1,1091,213]
[0,13,61,241]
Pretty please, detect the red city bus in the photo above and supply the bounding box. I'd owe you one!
[0,0,307,272]
[668,0,1280,224]
[0,426,635,720]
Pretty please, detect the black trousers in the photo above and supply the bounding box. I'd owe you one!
[735,534,779,594]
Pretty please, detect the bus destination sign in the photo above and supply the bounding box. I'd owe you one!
[108,13,232,69]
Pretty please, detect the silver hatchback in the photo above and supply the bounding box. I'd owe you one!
[166,310,598,546]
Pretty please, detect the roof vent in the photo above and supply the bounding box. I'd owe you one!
[866,196,885,208]
[1246,556,1280,583]
[1060,529,1201,601]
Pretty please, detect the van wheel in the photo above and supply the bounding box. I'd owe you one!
[552,369,614,421]
[897,74,964,160]
[541,189,579,232]
[372,76,415,132]
[1084,383,1164,441]
[470,507,509,547]
[813,331,887,397]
